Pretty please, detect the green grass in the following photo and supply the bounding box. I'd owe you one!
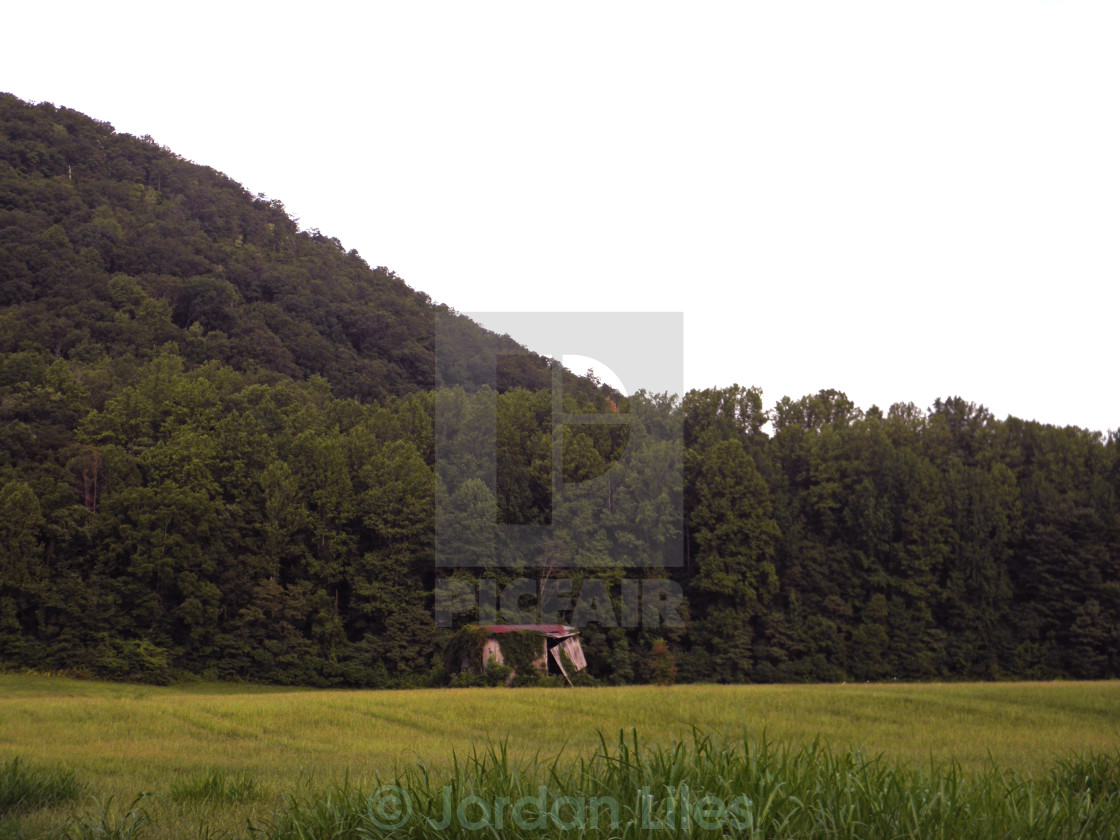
[0,757,83,840]
[167,770,261,807]
[51,796,153,840]
[259,733,1120,840]
[1,675,1118,838]
[0,757,82,813]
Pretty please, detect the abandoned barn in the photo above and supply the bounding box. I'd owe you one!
[446,624,588,685]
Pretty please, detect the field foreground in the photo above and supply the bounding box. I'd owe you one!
[1,676,1118,838]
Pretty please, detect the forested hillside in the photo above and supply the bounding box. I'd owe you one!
[1,93,1117,685]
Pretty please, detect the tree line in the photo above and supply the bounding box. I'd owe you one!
[1,351,1116,684]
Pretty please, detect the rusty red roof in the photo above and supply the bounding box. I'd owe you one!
[479,624,578,637]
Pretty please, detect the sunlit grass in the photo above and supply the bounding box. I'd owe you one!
[4,676,1118,779]
[2,675,1118,838]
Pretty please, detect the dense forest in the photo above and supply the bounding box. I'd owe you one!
[1,93,1118,686]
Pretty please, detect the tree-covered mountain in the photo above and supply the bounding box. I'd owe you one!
[1,93,1118,686]
[0,92,567,402]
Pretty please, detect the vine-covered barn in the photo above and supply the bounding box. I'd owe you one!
[446,625,587,685]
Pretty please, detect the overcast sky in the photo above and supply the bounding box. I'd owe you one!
[3,1,1117,432]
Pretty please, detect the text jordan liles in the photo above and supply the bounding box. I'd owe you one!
[421,785,755,832]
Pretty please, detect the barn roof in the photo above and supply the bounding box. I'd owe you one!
[479,624,579,638]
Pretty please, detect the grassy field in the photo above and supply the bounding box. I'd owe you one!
[2,675,1119,838]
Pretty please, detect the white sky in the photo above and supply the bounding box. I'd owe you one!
[3,1,1117,432]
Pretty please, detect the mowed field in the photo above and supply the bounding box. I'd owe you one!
[4,676,1119,779]
[2,675,1119,837]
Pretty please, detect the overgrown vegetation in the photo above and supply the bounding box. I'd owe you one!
[495,632,548,685]
[442,626,492,675]
[445,627,563,686]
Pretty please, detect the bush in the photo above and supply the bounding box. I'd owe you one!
[89,637,171,685]
[449,672,482,688]
[569,669,598,687]
[482,660,512,687]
